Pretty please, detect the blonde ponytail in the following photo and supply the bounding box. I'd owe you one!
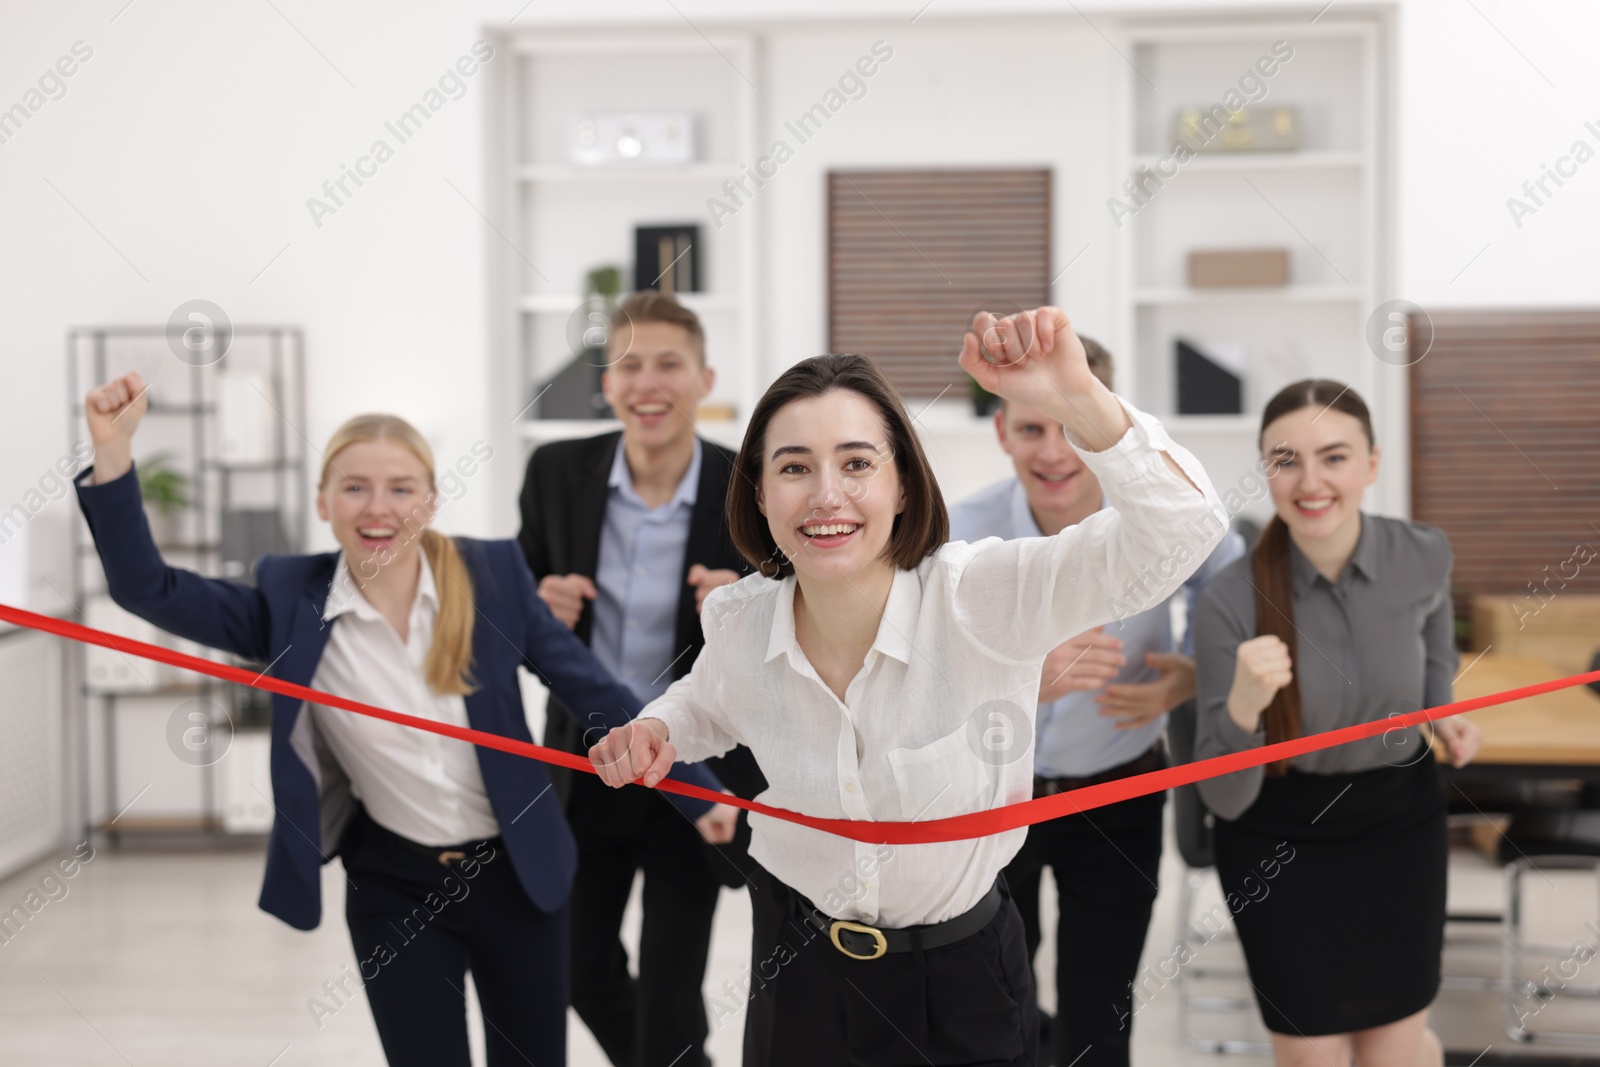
[420,528,477,696]
[320,413,478,696]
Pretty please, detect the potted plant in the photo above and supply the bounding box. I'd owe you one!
[138,452,192,546]
[586,265,622,302]
[971,376,1001,418]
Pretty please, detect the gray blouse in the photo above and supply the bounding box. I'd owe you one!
[1191,513,1458,820]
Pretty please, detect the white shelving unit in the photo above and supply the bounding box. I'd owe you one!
[1114,15,1397,514]
[484,29,761,511]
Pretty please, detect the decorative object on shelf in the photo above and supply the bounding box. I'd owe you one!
[569,112,695,167]
[137,452,191,546]
[534,356,610,420]
[634,224,700,293]
[971,377,1001,418]
[1174,105,1301,153]
[586,265,622,301]
[535,263,625,420]
[1187,248,1291,288]
[1175,337,1244,415]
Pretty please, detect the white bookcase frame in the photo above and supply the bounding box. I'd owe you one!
[1111,13,1401,517]
[485,29,761,534]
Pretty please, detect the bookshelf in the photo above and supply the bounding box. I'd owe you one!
[485,30,761,484]
[1114,14,1398,514]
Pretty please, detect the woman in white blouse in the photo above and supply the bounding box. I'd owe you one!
[590,307,1227,1066]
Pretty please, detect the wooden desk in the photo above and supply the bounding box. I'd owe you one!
[1441,652,1600,780]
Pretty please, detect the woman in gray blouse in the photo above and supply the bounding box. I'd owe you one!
[1192,379,1480,1067]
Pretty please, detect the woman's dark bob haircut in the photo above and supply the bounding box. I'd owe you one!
[727,353,949,579]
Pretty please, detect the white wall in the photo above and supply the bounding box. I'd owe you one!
[3,0,1598,609]
[0,0,500,600]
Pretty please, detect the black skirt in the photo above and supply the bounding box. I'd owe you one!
[1211,748,1447,1036]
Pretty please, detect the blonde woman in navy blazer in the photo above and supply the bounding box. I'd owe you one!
[75,372,725,1067]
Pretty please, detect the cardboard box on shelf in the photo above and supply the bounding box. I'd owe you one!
[1187,248,1290,288]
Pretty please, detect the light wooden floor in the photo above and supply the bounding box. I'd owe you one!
[0,817,1594,1065]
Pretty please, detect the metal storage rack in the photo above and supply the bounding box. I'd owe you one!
[67,325,307,844]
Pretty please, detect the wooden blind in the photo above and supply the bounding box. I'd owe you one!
[1410,310,1600,598]
[828,169,1051,399]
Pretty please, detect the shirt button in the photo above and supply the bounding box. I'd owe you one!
[844,783,857,794]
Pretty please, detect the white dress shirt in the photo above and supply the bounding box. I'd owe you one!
[310,551,501,846]
[949,479,1246,777]
[647,397,1227,927]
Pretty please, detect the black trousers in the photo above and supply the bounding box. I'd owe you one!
[340,807,569,1067]
[567,771,725,1067]
[1003,785,1166,1067]
[741,865,1039,1067]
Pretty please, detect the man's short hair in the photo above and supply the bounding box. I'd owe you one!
[1080,334,1113,390]
[609,291,707,364]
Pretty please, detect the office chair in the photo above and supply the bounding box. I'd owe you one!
[1499,808,1600,1046]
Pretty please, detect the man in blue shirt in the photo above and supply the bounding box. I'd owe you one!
[949,338,1244,1067]
[518,292,762,1067]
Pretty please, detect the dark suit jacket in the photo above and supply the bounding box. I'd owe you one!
[76,464,718,931]
[517,432,767,886]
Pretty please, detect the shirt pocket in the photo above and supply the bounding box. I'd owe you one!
[885,726,997,823]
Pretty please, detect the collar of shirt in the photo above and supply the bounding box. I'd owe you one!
[607,435,702,514]
[1289,512,1377,595]
[1007,479,1108,538]
[322,548,439,625]
[762,567,918,671]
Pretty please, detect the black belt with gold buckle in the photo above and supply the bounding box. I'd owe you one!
[801,882,1004,961]
[1033,742,1165,799]
[362,813,500,868]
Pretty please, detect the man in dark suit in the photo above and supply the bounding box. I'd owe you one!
[518,291,765,1067]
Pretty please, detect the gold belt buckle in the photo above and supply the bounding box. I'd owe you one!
[437,850,467,867]
[829,920,888,961]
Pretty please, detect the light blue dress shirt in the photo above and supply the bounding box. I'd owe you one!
[589,438,702,704]
[949,477,1245,777]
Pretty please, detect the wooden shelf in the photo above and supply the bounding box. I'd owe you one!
[1134,285,1363,305]
[1130,150,1365,173]
[513,416,740,440]
[1164,414,1259,433]
[516,163,737,182]
[518,292,740,313]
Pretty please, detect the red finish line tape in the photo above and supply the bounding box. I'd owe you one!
[5,600,1596,845]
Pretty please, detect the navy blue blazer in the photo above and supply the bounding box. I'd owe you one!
[76,465,717,931]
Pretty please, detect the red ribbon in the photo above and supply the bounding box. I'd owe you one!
[5,600,1595,845]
